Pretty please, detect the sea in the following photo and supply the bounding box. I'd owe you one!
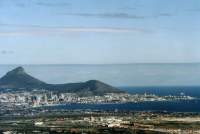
[1,64,200,112]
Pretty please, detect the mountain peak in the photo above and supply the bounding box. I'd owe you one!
[7,66,25,75]
[0,67,46,89]
[86,80,101,84]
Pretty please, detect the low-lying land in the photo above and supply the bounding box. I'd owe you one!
[1,111,200,134]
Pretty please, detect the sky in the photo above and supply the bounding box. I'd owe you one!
[0,0,200,64]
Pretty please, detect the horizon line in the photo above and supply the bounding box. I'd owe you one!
[0,62,200,66]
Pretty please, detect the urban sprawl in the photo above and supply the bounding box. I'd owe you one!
[0,89,195,107]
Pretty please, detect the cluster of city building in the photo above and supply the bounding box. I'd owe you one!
[0,90,195,107]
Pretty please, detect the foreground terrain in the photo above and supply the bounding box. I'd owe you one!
[0,110,200,134]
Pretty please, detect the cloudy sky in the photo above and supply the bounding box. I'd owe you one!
[0,0,200,64]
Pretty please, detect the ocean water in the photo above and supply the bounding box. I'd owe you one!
[46,100,200,112]
[122,86,200,98]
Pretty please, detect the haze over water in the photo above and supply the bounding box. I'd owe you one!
[0,63,200,87]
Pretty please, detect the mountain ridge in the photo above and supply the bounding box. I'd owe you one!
[0,67,125,96]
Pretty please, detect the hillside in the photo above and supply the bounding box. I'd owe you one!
[0,67,125,96]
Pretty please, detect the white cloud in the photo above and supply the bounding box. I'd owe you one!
[0,25,152,36]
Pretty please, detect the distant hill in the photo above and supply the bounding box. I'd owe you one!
[0,67,46,89]
[46,80,124,96]
[0,67,125,96]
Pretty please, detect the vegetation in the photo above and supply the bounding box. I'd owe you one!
[0,67,124,96]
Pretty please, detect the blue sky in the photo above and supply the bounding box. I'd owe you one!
[0,0,200,64]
